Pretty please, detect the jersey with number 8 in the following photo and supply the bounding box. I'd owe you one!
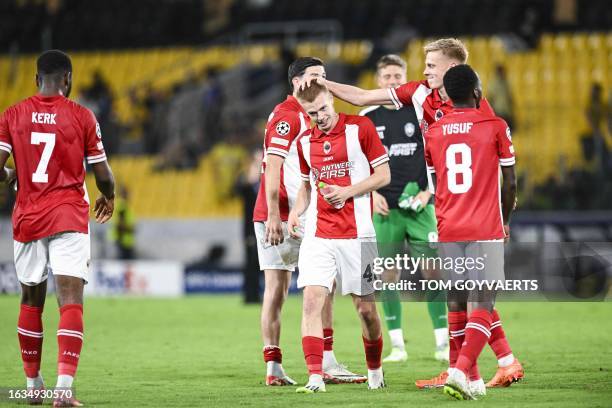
[0,94,106,242]
[424,107,515,242]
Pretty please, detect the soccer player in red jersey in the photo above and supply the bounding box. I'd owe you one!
[0,50,115,407]
[288,82,391,393]
[315,38,523,389]
[254,58,366,386]
[424,64,518,399]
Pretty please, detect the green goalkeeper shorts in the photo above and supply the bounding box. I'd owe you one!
[373,205,438,258]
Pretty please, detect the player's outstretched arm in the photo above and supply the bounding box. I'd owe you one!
[91,160,115,224]
[326,80,392,107]
[323,163,390,207]
[501,165,517,238]
[264,154,284,246]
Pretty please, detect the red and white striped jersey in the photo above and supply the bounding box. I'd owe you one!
[253,95,310,222]
[424,108,515,242]
[297,113,389,239]
[387,80,495,132]
[0,94,107,242]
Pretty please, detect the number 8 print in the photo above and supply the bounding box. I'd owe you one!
[445,143,472,194]
[31,132,55,183]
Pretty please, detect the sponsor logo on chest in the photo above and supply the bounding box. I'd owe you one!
[318,161,354,179]
[32,112,56,124]
[388,143,418,156]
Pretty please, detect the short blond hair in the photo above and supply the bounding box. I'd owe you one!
[423,38,468,63]
[296,81,328,103]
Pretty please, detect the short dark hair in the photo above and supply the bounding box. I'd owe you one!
[443,64,479,104]
[37,50,72,75]
[287,57,324,91]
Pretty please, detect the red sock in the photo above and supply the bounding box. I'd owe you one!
[362,336,383,370]
[263,346,282,363]
[468,363,481,381]
[489,309,513,360]
[323,328,333,351]
[57,304,83,377]
[448,311,467,369]
[455,309,492,376]
[302,336,323,376]
[17,304,44,378]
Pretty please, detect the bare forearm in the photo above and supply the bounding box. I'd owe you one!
[96,174,115,199]
[346,166,390,198]
[265,166,280,217]
[92,161,115,198]
[293,183,311,216]
[501,167,517,224]
[326,80,391,107]
[265,155,284,217]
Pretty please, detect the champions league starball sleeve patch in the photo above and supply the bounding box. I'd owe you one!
[275,121,291,136]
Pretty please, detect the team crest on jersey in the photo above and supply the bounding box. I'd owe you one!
[275,121,290,136]
[95,122,102,138]
[435,109,444,121]
[506,127,512,141]
[323,141,332,154]
[404,122,416,137]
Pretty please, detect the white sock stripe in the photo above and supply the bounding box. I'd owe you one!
[17,329,43,338]
[490,321,501,328]
[57,329,83,335]
[465,323,491,337]
[17,327,43,336]
[449,329,465,335]
[57,332,83,340]
[263,345,280,351]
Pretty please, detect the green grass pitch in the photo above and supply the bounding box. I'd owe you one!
[0,295,611,407]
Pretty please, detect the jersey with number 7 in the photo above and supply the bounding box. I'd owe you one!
[0,94,107,242]
[424,107,515,242]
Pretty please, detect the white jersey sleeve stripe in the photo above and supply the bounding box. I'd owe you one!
[370,154,389,166]
[0,141,12,152]
[388,88,403,110]
[266,147,288,158]
[270,137,289,147]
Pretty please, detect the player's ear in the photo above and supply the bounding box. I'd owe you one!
[474,88,482,108]
[35,74,41,89]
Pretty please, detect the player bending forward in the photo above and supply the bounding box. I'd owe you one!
[254,57,366,386]
[0,50,115,407]
[288,82,391,393]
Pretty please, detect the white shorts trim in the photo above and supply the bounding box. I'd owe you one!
[254,222,301,272]
[297,236,378,296]
[14,232,90,286]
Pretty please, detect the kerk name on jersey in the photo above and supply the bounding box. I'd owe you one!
[31,112,57,124]
[442,122,473,135]
[319,161,354,179]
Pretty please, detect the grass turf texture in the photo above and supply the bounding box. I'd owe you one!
[0,296,611,407]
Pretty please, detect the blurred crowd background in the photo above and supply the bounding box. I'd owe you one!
[0,1,610,295]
